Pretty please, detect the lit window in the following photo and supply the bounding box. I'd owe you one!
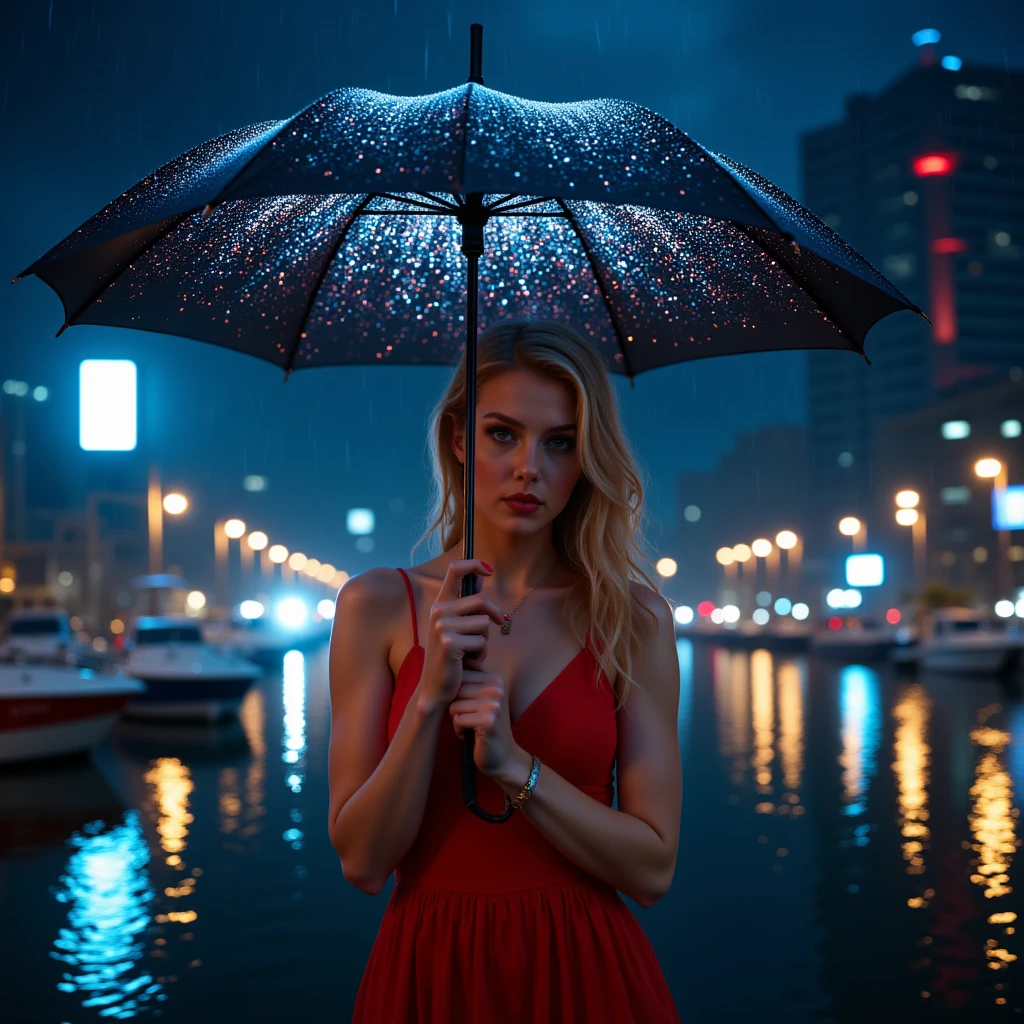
[954,84,999,101]
[883,254,915,280]
[940,486,971,505]
[1001,419,1022,438]
[941,420,970,440]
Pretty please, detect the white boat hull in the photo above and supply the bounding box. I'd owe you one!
[921,645,1020,675]
[0,713,121,766]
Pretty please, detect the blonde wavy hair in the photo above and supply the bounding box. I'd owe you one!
[411,319,661,709]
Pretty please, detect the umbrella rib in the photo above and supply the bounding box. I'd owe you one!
[284,194,375,380]
[414,191,462,211]
[55,211,195,336]
[485,194,519,211]
[490,196,556,213]
[373,192,457,213]
[553,197,635,381]
[729,221,863,354]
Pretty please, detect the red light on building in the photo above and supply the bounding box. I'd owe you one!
[931,236,968,255]
[828,616,843,631]
[697,600,715,618]
[913,153,954,177]
[886,608,902,625]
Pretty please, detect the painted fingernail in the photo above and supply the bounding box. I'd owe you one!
[481,561,493,572]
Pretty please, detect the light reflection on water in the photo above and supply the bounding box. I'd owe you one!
[50,812,162,1019]
[3,645,1024,1021]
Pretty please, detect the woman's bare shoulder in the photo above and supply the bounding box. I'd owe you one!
[628,579,673,632]
[333,567,410,650]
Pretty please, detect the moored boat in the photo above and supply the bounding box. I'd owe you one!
[123,616,263,721]
[918,608,1024,676]
[0,661,144,766]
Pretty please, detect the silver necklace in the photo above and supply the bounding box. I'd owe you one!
[499,568,556,635]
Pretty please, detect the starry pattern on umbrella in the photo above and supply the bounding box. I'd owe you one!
[21,83,925,376]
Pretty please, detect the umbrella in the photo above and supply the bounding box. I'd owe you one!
[16,24,926,823]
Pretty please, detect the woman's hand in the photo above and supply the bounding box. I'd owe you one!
[448,666,521,779]
[417,559,503,713]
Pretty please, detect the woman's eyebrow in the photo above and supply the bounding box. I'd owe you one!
[482,412,577,431]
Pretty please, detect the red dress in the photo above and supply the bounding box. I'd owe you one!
[350,569,680,1023]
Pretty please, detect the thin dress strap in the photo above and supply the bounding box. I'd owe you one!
[395,568,419,647]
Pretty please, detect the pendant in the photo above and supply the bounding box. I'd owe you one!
[501,615,511,635]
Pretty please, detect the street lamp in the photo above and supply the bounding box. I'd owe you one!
[146,467,189,573]
[894,489,926,591]
[839,516,866,552]
[163,492,188,516]
[975,457,1011,594]
[215,518,247,608]
[656,557,678,578]
[775,529,802,601]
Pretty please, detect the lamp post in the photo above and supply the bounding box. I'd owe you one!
[751,537,774,593]
[894,490,926,592]
[220,518,247,606]
[775,530,800,601]
[839,516,865,552]
[975,458,1010,595]
[147,464,188,573]
[247,530,269,589]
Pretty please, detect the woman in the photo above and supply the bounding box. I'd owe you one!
[328,320,682,1022]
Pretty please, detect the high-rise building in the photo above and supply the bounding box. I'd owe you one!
[800,33,1024,542]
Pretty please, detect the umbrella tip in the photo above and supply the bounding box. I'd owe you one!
[55,322,70,338]
[283,368,292,383]
[917,308,932,325]
[860,350,872,366]
[468,23,484,85]
[10,275,20,284]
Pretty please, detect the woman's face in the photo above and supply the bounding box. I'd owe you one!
[453,368,583,535]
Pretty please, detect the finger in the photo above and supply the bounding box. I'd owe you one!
[450,694,501,712]
[438,558,493,602]
[440,633,486,661]
[451,711,499,731]
[457,669,503,687]
[435,614,494,635]
[450,589,505,626]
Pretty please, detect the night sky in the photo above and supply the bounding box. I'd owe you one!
[2,0,1022,583]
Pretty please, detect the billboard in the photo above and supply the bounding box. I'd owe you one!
[846,553,885,587]
[993,486,1024,531]
[79,360,137,451]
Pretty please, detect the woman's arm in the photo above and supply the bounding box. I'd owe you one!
[493,586,682,907]
[327,569,445,895]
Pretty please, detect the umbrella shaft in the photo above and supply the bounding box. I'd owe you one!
[461,249,479,601]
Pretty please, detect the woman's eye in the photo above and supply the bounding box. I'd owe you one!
[485,427,574,451]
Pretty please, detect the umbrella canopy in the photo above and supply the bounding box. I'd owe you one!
[19,61,923,380]
[17,24,925,823]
